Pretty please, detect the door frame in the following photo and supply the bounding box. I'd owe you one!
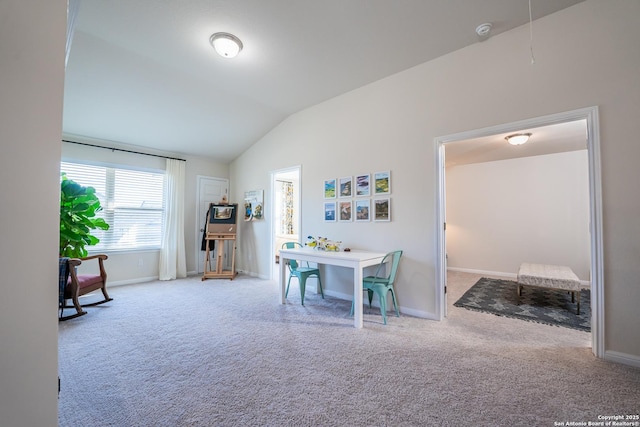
[270,165,302,281]
[435,106,603,358]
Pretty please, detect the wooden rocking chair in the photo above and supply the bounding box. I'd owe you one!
[59,254,113,320]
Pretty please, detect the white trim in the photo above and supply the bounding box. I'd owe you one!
[447,267,516,279]
[435,106,604,360]
[324,290,439,321]
[604,351,640,369]
[269,165,302,282]
[237,269,269,280]
[447,267,591,288]
[435,139,446,319]
[107,276,158,287]
[585,107,605,359]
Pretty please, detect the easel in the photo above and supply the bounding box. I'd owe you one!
[202,232,236,280]
[202,203,238,281]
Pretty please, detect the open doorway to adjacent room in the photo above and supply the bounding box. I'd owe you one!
[270,166,301,282]
[435,107,604,358]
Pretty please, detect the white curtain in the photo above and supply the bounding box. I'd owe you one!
[159,158,187,280]
[66,0,80,68]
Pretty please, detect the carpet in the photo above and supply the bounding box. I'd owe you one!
[454,277,591,332]
[57,275,640,427]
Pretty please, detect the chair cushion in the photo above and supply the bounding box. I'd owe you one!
[69,274,103,290]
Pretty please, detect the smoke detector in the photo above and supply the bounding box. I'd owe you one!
[476,23,493,37]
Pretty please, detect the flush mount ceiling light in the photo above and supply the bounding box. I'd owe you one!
[505,133,532,146]
[209,32,243,58]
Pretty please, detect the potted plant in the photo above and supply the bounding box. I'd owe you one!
[59,173,109,257]
[59,173,111,319]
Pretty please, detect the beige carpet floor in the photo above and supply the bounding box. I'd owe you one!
[58,271,640,426]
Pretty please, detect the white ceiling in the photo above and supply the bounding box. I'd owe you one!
[63,0,585,163]
[445,119,588,167]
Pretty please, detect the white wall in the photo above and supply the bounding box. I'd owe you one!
[230,1,640,360]
[0,1,66,425]
[446,150,590,280]
[62,137,229,283]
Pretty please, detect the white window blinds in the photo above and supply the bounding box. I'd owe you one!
[61,162,165,251]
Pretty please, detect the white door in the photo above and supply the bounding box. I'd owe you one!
[196,176,228,274]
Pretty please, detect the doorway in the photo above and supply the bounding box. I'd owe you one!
[435,107,604,358]
[270,166,301,282]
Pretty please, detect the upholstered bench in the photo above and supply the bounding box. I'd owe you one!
[516,263,582,314]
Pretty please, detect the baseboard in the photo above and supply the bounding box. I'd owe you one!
[324,290,438,320]
[447,267,516,279]
[324,289,352,301]
[604,350,640,369]
[109,276,159,287]
[447,267,591,288]
[236,270,270,280]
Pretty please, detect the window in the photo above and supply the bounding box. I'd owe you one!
[61,162,165,252]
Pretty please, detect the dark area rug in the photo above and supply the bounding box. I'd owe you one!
[454,277,590,332]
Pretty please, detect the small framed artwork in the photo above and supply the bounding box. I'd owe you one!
[355,199,370,222]
[374,198,390,222]
[243,189,264,221]
[339,176,353,198]
[339,200,352,222]
[355,174,370,197]
[324,201,336,222]
[324,178,336,199]
[374,171,391,195]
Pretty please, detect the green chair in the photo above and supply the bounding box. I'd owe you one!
[350,250,403,324]
[282,242,324,305]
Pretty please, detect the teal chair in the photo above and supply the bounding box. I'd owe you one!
[350,250,403,324]
[282,242,324,305]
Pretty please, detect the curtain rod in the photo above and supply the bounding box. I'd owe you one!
[62,139,186,162]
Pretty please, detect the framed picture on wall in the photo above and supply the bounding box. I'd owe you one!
[355,199,370,222]
[339,176,353,198]
[374,171,391,195]
[339,200,352,222]
[374,198,390,221]
[324,201,336,222]
[355,174,370,197]
[324,178,336,199]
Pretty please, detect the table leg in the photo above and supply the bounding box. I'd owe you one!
[279,257,287,304]
[353,264,363,328]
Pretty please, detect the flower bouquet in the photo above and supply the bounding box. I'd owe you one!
[306,235,341,251]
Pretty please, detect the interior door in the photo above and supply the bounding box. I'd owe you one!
[196,176,228,274]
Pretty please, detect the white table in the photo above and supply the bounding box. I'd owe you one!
[279,247,387,328]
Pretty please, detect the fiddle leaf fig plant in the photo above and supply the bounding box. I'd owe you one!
[59,173,110,258]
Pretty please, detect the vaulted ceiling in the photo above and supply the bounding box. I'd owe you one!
[63,0,585,163]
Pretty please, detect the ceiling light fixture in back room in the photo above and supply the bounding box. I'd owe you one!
[210,32,243,58]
